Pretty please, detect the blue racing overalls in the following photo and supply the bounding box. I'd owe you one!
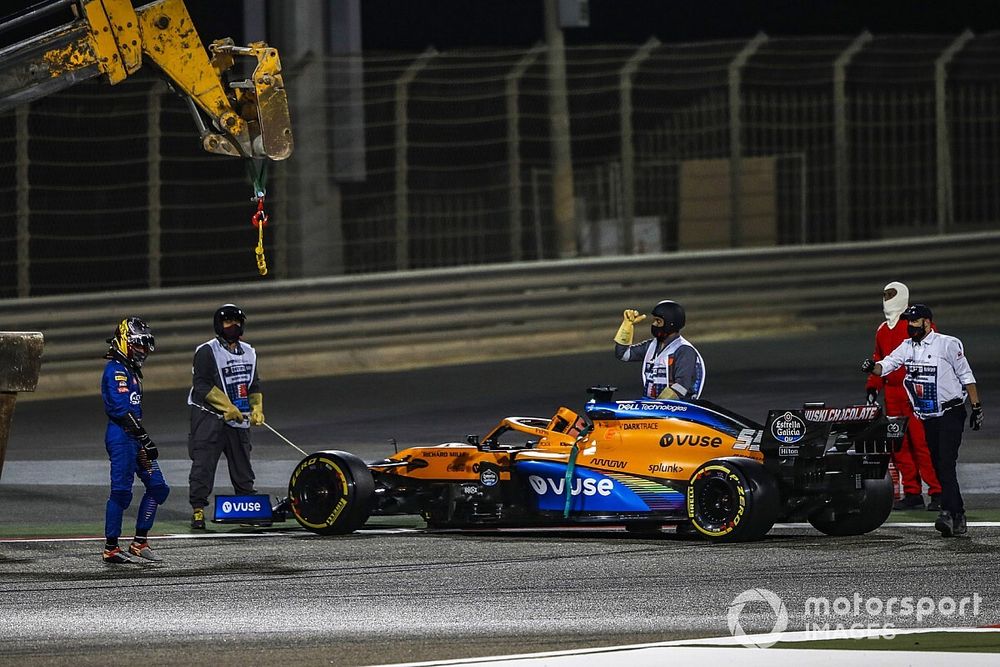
[102,357,169,541]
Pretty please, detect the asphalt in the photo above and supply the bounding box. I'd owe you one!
[1,324,999,665]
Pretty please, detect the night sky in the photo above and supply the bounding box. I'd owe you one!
[358,0,1000,50]
[4,1,1000,53]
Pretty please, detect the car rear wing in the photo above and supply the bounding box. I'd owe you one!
[760,404,907,458]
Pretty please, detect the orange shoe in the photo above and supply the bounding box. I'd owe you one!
[102,546,133,564]
[128,540,162,562]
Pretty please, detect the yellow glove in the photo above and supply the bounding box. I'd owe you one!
[249,393,265,426]
[657,386,679,400]
[205,386,244,423]
[613,309,647,345]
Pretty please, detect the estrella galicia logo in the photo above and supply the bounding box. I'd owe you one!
[770,411,806,444]
[479,467,499,487]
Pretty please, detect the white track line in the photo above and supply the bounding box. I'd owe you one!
[378,627,1000,667]
[5,522,1000,543]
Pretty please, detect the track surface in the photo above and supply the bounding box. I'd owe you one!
[2,326,998,665]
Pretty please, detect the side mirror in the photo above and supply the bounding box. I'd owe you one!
[466,434,480,446]
[588,385,617,402]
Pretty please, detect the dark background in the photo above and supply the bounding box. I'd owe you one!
[6,1,1000,52]
[356,0,1000,50]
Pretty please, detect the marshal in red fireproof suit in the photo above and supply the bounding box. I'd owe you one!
[866,281,942,510]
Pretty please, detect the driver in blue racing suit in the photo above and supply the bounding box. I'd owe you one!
[613,300,706,399]
[101,317,170,563]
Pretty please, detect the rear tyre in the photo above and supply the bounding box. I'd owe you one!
[808,472,893,536]
[687,458,780,542]
[288,450,375,535]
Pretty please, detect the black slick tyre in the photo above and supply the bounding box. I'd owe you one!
[687,458,780,542]
[808,472,893,536]
[288,450,375,535]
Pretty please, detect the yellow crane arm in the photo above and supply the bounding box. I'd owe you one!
[0,0,292,160]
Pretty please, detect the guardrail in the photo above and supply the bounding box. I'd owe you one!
[3,231,999,399]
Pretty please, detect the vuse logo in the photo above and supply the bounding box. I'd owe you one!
[527,475,613,497]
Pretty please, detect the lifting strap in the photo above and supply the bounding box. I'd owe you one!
[246,160,269,276]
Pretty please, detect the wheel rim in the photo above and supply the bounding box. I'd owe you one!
[291,458,349,527]
[692,469,743,533]
[699,478,736,524]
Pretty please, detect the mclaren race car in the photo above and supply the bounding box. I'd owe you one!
[282,386,906,542]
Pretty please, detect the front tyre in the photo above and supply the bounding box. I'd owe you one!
[687,458,780,542]
[808,472,893,536]
[288,450,375,535]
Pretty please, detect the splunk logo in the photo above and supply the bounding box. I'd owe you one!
[221,500,263,513]
[527,475,614,497]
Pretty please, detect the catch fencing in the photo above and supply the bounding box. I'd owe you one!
[1,33,1000,296]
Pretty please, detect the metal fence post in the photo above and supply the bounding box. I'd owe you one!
[834,31,872,242]
[15,105,29,298]
[530,166,545,259]
[728,32,767,247]
[147,82,164,289]
[506,44,544,262]
[620,37,660,254]
[936,30,974,235]
[544,0,577,258]
[274,159,289,279]
[395,48,436,271]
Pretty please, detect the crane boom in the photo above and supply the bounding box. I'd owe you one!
[0,0,293,160]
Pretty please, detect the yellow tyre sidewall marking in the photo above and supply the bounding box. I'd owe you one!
[290,456,351,529]
[687,464,747,537]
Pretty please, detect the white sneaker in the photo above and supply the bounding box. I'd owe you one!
[128,540,162,562]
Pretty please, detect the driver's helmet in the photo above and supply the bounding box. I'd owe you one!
[107,317,155,367]
[651,300,685,334]
[213,303,246,339]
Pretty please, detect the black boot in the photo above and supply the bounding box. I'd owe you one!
[893,493,924,511]
[953,512,967,536]
[926,494,941,512]
[934,511,954,537]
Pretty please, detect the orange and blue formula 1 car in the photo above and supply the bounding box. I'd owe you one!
[283,386,906,542]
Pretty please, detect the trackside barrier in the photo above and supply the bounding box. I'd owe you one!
[0,332,43,478]
[2,232,999,399]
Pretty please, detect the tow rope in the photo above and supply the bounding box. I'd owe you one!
[562,440,579,518]
[246,160,269,276]
[562,425,591,519]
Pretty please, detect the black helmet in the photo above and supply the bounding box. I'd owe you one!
[901,303,933,322]
[106,316,155,368]
[651,300,685,333]
[214,304,246,340]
